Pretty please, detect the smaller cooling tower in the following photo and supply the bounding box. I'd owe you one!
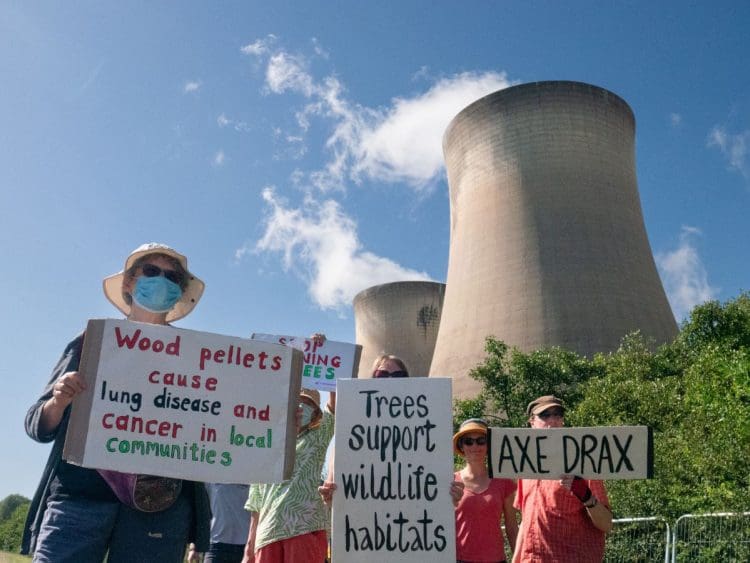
[353,281,446,378]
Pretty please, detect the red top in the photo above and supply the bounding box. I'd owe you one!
[454,471,516,562]
[514,478,609,563]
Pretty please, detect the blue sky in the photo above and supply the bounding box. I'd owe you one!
[1,2,748,501]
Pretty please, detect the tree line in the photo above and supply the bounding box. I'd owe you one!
[454,292,750,520]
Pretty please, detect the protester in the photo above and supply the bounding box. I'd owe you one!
[242,387,336,563]
[188,483,252,563]
[317,353,408,506]
[317,353,464,508]
[22,242,210,562]
[369,353,409,379]
[453,418,518,563]
[512,395,613,563]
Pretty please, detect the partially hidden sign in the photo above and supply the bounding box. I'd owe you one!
[251,333,361,392]
[63,319,303,483]
[331,378,456,563]
[488,426,653,480]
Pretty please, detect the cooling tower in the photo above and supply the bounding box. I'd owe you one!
[430,81,678,398]
[353,281,446,378]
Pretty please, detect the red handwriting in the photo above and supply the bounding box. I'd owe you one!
[148,370,217,391]
[199,345,282,372]
[102,413,184,438]
[114,327,181,355]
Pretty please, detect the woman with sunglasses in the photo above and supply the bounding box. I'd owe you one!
[22,243,211,562]
[453,418,518,563]
[370,353,410,378]
[317,353,410,506]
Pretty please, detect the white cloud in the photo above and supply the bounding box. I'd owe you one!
[184,81,201,93]
[669,113,682,127]
[266,53,315,96]
[213,150,226,166]
[656,226,719,321]
[351,72,514,187]
[707,125,749,178]
[240,35,277,56]
[246,38,514,191]
[217,113,250,132]
[247,188,432,310]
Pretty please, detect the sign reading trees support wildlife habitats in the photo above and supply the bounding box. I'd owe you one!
[488,426,653,480]
[331,378,455,563]
[251,333,361,392]
[63,319,302,483]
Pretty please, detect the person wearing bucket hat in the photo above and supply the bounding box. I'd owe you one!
[512,395,612,563]
[453,418,518,563]
[243,336,336,563]
[22,243,210,562]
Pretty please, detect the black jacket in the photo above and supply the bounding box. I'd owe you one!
[22,332,210,555]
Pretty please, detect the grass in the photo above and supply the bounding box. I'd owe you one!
[0,551,31,562]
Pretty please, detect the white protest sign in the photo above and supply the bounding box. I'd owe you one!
[251,333,361,392]
[331,378,455,563]
[63,319,302,483]
[488,426,653,480]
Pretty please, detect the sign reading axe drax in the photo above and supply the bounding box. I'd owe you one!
[488,427,653,480]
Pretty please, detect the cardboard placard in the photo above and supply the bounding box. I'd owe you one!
[488,426,653,480]
[63,319,302,483]
[331,378,456,563]
[251,333,362,392]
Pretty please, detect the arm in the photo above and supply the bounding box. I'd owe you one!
[503,490,519,554]
[327,390,336,414]
[186,543,202,562]
[561,476,613,533]
[586,499,613,533]
[511,519,525,563]
[26,334,86,442]
[450,479,464,508]
[38,371,87,435]
[241,512,259,563]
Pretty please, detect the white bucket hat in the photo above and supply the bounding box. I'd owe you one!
[102,243,205,322]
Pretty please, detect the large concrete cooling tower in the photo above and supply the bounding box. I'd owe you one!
[354,281,445,378]
[430,81,678,398]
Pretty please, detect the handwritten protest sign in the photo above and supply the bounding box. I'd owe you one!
[331,378,455,563]
[251,333,361,392]
[63,319,302,483]
[488,426,653,480]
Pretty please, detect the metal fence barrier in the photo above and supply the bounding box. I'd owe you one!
[602,512,750,562]
[671,512,750,562]
[605,517,671,563]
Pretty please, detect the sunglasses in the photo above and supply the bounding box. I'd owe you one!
[461,436,487,447]
[536,409,564,419]
[140,263,185,286]
[373,369,408,378]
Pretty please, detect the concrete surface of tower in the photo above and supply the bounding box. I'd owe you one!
[354,281,445,378]
[429,81,677,399]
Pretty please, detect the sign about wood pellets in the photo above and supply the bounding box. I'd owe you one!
[488,426,653,480]
[251,333,361,392]
[331,377,455,563]
[63,318,303,483]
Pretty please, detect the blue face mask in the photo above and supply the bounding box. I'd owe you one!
[132,275,183,313]
[300,403,317,428]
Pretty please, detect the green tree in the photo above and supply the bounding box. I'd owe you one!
[455,293,750,521]
[0,501,30,553]
[0,495,29,522]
